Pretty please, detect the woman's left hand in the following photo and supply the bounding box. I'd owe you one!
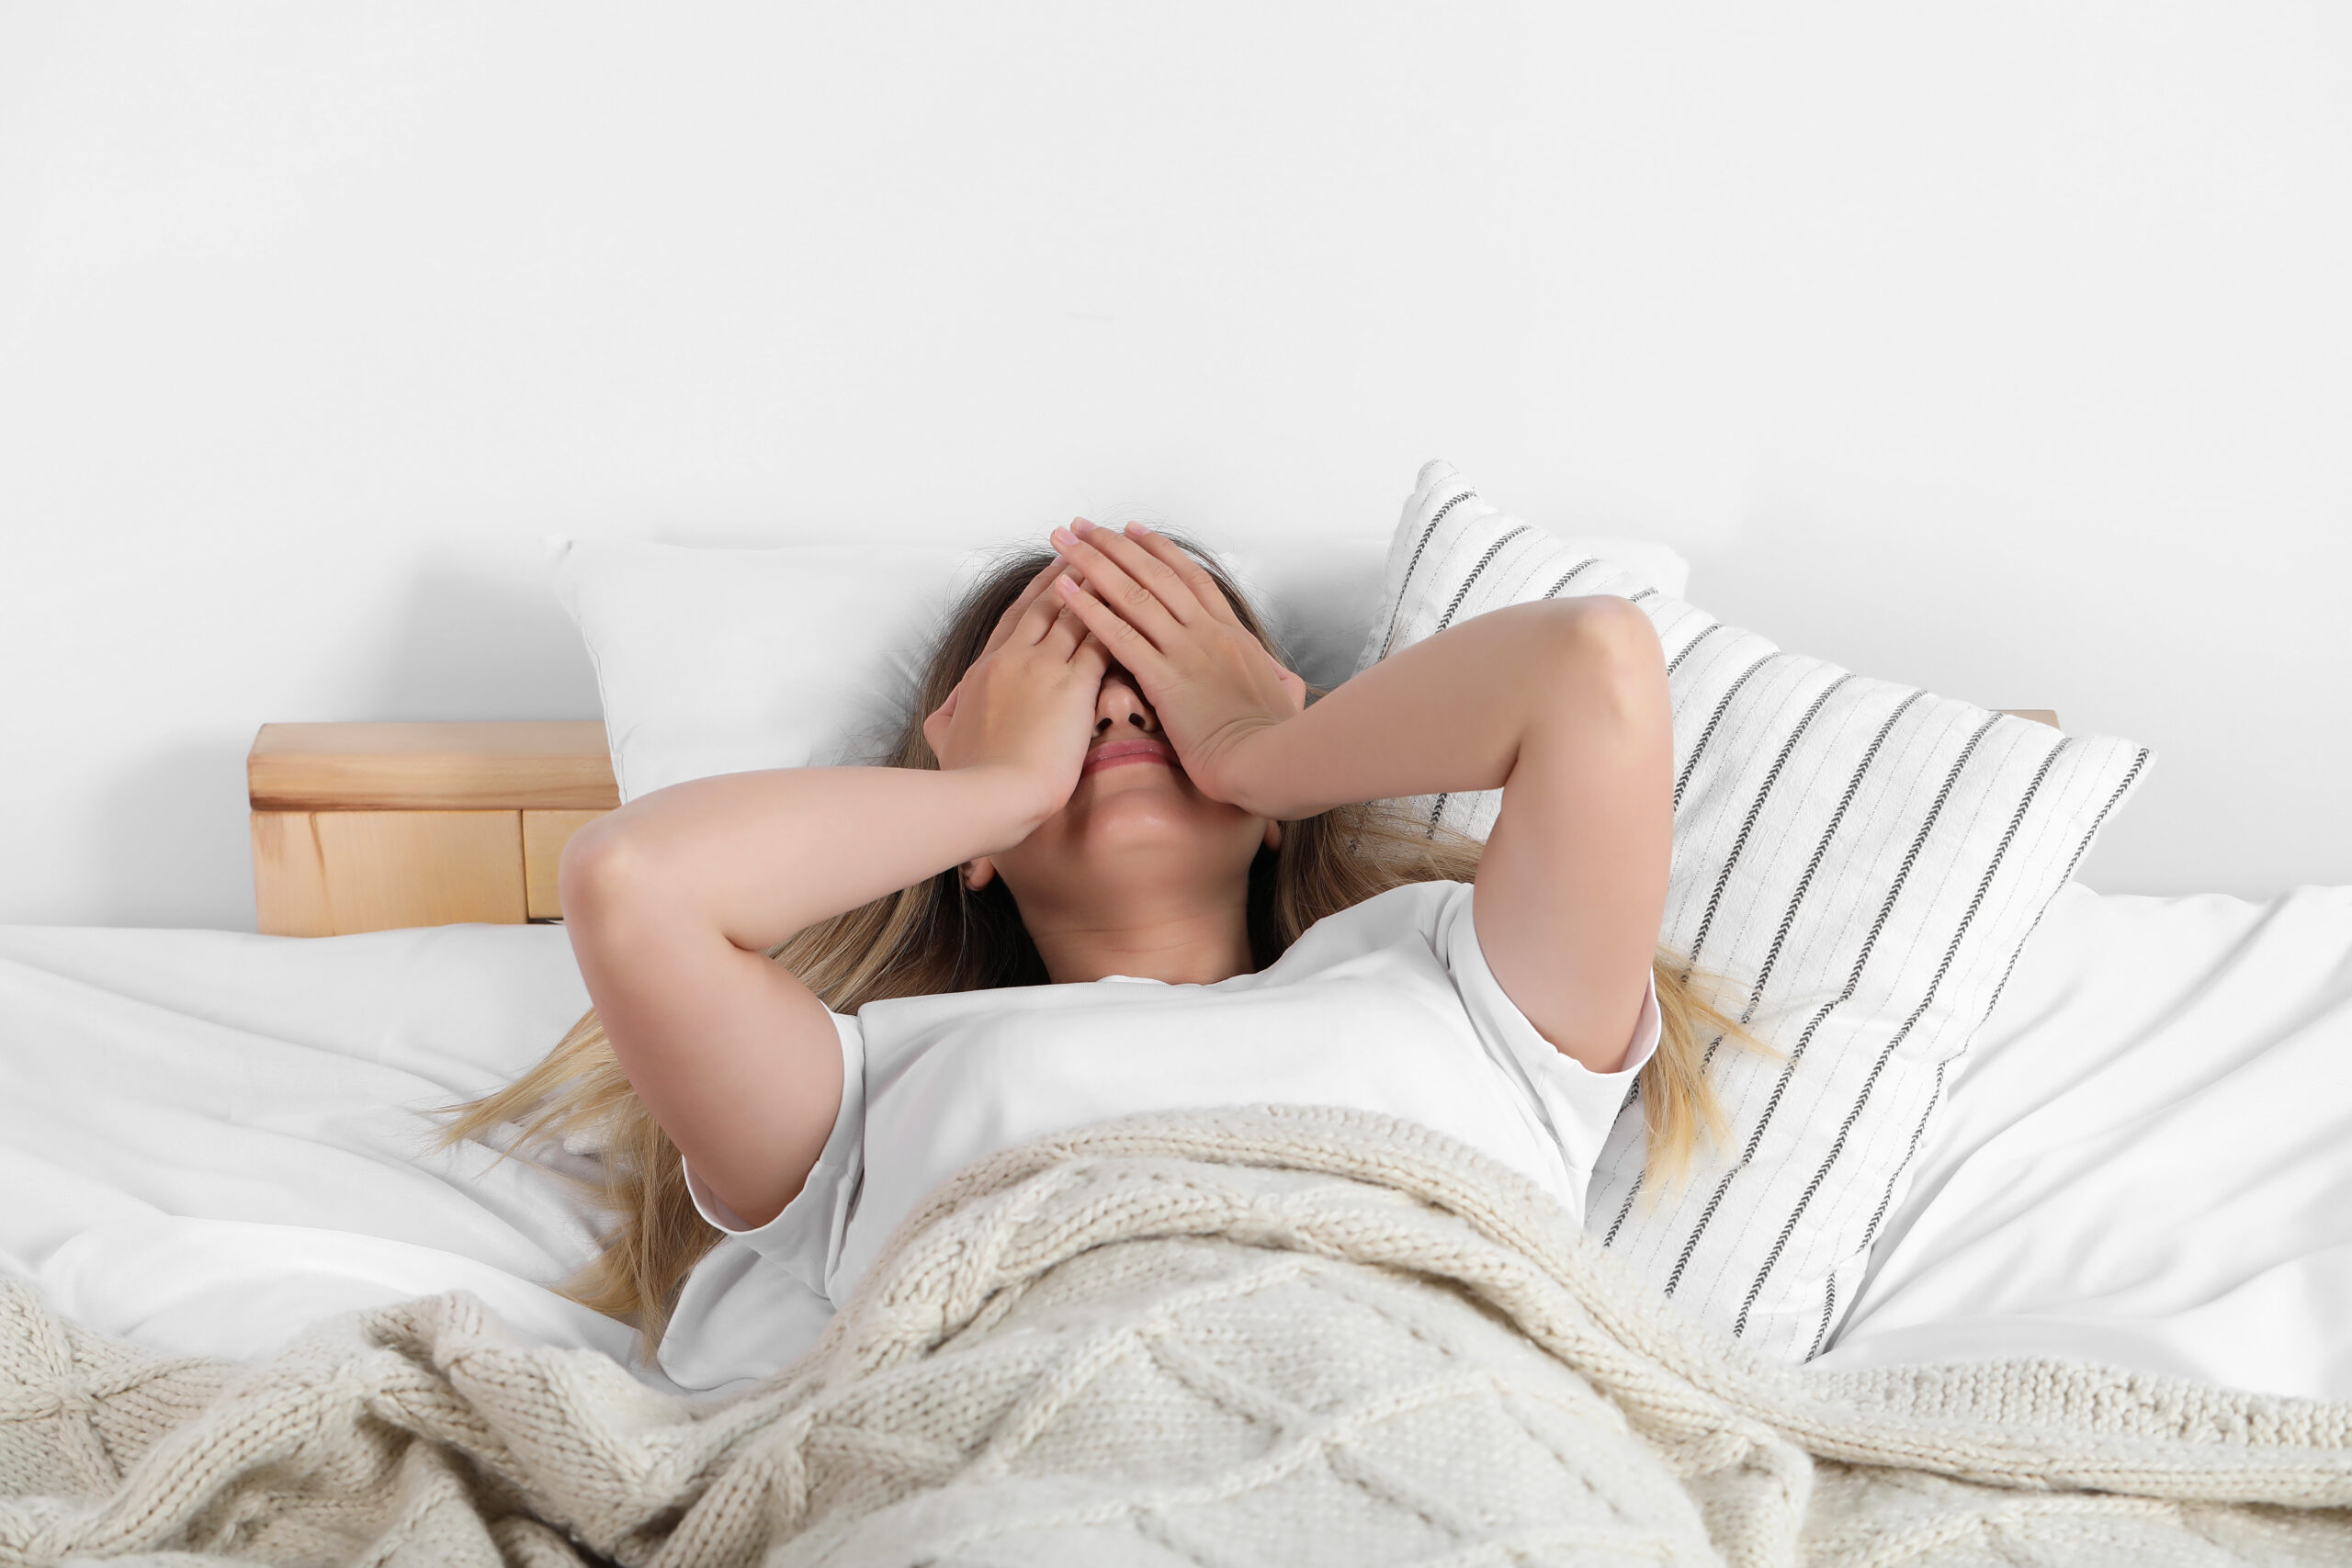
[1046,518,1308,811]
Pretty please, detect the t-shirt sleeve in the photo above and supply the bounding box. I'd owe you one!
[679,1007,865,1306]
[1428,880,1660,1191]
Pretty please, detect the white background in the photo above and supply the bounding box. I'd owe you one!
[2,3,2346,929]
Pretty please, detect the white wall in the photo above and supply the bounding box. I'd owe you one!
[2,2,2345,930]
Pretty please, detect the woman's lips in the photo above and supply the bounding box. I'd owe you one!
[1082,740,1175,775]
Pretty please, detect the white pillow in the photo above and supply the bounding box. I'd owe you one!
[1227,536,1687,699]
[552,525,1688,805]
[549,539,979,802]
[1358,459,2154,1363]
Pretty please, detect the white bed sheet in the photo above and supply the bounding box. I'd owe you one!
[1814,880,2352,1400]
[6,878,2350,1404]
[0,920,834,1398]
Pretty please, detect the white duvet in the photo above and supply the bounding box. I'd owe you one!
[4,879,2349,1403]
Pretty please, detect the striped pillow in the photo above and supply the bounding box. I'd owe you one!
[1357,459,2153,1361]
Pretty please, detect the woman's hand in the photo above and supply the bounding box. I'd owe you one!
[922,553,1114,825]
[1045,519,1309,810]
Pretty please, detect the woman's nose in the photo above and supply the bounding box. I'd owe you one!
[1095,672,1159,736]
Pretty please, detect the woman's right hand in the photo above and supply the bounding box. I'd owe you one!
[922,551,1114,826]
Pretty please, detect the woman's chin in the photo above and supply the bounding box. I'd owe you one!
[1068,772,1244,832]
[1005,795,1261,890]
[1079,763,1189,802]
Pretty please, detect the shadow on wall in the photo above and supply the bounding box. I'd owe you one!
[356,554,603,723]
[92,733,263,931]
[95,554,606,932]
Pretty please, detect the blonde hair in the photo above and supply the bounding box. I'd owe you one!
[438,533,1763,1356]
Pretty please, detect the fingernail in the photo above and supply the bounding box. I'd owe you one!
[1125,520,1154,536]
[1073,518,1099,536]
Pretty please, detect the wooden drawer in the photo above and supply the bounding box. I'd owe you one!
[249,723,617,937]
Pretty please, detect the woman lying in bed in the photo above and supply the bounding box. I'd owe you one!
[447,520,1754,1357]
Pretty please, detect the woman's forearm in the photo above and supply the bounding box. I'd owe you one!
[1233,599,1622,822]
[565,762,1049,953]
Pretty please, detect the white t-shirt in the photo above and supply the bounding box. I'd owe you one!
[684,877,1660,1310]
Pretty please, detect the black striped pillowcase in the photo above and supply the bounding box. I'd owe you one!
[1356,460,2153,1361]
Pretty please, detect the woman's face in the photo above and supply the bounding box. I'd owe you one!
[960,660,1280,913]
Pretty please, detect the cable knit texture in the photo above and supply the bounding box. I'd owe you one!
[4,1105,2349,1566]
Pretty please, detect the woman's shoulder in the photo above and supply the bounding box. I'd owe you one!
[1290,877,1475,958]
[1308,876,1473,930]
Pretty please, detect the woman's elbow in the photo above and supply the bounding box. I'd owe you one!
[558,818,656,919]
[1541,597,1668,728]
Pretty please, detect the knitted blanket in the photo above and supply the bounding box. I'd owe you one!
[5,1106,2350,1567]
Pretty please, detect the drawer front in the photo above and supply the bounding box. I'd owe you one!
[523,809,610,920]
[253,810,527,936]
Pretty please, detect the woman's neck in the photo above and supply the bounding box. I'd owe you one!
[1023,902,1257,986]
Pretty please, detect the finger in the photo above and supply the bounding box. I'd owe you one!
[1085,522,1216,625]
[1052,573,1166,680]
[1122,523,1244,628]
[1049,524,1188,649]
[1070,626,1113,679]
[1011,558,1085,648]
[1037,592,1088,658]
[986,554,1079,656]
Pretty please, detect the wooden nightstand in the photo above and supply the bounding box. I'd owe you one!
[248,721,619,936]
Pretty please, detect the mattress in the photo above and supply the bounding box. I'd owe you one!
[4,878,2348,1402]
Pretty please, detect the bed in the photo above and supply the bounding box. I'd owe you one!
[9,716,2350,1413]
[9,489,2352,1560]
[9,767,2352,1562]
